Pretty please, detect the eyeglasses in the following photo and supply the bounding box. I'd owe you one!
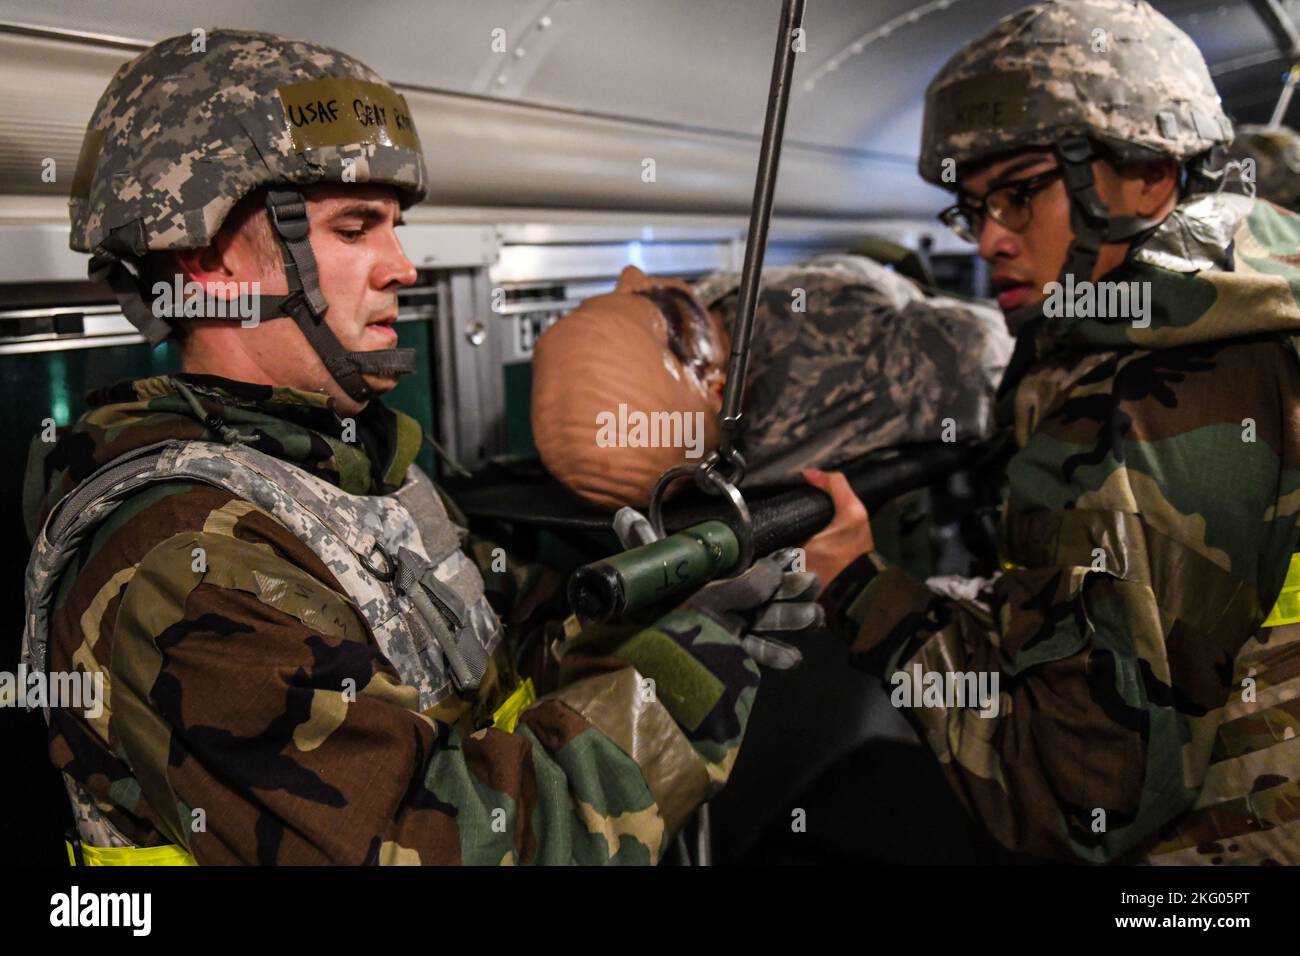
[938,168,1065,243]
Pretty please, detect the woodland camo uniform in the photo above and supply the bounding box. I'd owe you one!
[822,0,1300,863]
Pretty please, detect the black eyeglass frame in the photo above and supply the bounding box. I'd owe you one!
[937,167,1066,243]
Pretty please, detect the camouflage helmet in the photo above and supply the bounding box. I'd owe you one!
[71,28,427,254]
[918,0,1232,186]
[70,29,428,403]
[1226,124,1300,210]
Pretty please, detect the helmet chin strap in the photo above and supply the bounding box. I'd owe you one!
[252,188,417,403]
[1054,136,1166,287]
[997,136,1167,398]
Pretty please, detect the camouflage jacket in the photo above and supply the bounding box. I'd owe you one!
[693,254,1012,486]
[23,374,758,864]
[823,194,1300,864]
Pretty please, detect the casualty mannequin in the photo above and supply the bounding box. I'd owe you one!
[530,259,1011,509]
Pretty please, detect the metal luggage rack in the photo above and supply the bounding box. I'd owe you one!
[0,277,444,356]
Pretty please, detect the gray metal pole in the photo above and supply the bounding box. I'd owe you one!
[716,0,808,465]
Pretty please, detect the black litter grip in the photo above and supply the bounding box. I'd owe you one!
[567,441,982,625]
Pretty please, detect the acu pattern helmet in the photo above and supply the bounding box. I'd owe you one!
[918,0,1232,186]
[70,29,430,402]
[918,0,1234,380]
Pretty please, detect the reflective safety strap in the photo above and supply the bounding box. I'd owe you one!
[491,678,536,734]
[66,839,197,866]
[1263,553,1300,628]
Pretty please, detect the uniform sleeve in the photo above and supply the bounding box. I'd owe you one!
[823,343,1300,863]
[110,526,756,865]
[827,555,1195,862]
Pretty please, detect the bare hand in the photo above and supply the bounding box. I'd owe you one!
[800,468,875,586]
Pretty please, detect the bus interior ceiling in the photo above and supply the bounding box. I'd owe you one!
[3,0,1293,475]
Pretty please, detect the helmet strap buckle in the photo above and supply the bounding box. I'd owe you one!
[266,190,311,243]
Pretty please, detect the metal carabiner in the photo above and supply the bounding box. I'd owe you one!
[647,456,755,576]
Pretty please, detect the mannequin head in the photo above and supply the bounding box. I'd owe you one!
[531,266,729,509]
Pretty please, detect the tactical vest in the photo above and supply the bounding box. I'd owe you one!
[22,438,506,863]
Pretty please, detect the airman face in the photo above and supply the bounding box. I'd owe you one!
[173,184,418,414]
[956,147,1179,314]
[306,183,418,393]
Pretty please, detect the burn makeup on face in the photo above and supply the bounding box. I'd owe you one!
[635,286,728,398]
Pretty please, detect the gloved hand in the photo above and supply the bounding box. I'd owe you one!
[685,548,823,669]
[613,507,824,669]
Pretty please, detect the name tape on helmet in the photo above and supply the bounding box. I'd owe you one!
[277,77,420,153]
[932,71,1032,141]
